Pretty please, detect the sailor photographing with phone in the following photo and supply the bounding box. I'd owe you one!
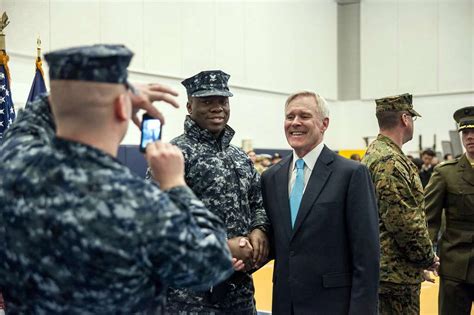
[0,45,234,314]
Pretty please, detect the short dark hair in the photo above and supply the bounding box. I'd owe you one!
[422,149,436,157]
[376,111,404,129]
[412,157,423,171]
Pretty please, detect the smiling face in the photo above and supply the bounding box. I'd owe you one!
[187,96,230,137]
[461,129,474,159]
[284,95,329,158]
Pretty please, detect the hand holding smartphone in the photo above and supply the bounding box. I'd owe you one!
[140,113,162,152]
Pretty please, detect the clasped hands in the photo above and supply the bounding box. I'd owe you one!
[228,229,269,272]
[423,254,440,283]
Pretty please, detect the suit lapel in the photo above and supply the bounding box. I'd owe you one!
[291,146,334,240]
[460,154,474,185]
[273,155,293,241]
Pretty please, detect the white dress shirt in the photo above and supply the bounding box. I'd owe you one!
[288,142,325,195]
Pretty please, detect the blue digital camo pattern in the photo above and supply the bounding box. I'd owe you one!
[44,44,132,84]
[181,70,233,98]
[0,96,234,314]
[147,116,269,314]
[362,134,435,284]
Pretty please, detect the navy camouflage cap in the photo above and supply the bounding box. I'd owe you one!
[182,70,233,98]
[375,93,421,117]
[44,44,134,87]
[453,106,474,132]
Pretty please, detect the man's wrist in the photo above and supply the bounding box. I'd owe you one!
[251,225,268,234]
[159,179,187,191]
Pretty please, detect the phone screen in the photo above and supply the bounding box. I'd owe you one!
[140,114,162,152]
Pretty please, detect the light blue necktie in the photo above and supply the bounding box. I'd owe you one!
[290,158,305,228]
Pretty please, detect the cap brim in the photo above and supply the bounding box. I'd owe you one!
[191,90,233,97]
[409,108,422,117]
[458,124,474,132]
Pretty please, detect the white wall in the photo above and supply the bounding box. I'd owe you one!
[330,92,474,155]
[3,0,337,150]
[3,0,338,97]
[361,0,473,98]
[2,0,473,155]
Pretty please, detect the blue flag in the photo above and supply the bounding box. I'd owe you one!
[0,52,15,140]
[26,58,47,104]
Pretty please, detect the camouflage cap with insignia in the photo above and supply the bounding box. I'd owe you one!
[453,106,474,132]
[375,93,421,117]
[44,44,134,89]
[182,70,233,98]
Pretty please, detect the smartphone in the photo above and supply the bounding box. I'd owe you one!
[139,113,162,152]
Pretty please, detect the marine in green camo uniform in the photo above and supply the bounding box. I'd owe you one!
[362,93,438,315]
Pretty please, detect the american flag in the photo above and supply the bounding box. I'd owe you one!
[0,51,15,140]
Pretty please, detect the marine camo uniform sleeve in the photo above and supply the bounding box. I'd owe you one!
[144,185,233,291]
[373,158,434,268]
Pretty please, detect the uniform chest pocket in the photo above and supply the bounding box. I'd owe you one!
[458,192,474,215]
[449,183,474,215]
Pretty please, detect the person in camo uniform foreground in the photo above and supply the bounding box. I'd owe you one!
[148,70,270,314]
[0,45,234,314]
[362,93,439,315]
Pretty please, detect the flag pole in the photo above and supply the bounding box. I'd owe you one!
[37,37,41,59]
[0,12,9,52]
[36,36,45,77]
[0,12,10,82]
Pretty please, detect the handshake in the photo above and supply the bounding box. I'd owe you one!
[423,254,440,283]
[228,229,270,272]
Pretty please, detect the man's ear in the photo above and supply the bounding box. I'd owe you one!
[186,101,192,115]
[114,93,129,122]
[400,113,409,127]
[321,117,330,132]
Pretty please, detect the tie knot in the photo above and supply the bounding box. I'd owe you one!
[296,158,305,170]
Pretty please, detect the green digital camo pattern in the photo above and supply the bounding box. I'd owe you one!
[379,282,421,315]
[362,134,434,284]
[0,96,234,314]
[375,93,421,117]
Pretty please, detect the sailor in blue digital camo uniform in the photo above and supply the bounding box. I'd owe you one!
[146,70,270,314]
[0,45,234,314]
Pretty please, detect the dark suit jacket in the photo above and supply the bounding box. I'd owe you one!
[261,146,380,315]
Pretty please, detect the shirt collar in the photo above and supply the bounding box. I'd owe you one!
[291,142,325,172]
[184,115,235,147]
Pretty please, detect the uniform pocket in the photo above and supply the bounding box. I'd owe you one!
[459,192,474,215]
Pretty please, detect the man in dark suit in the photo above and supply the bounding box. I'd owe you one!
[261,91,380,315]
[419,148,436,188]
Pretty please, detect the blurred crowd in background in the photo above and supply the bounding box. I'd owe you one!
[247,148,456,189]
